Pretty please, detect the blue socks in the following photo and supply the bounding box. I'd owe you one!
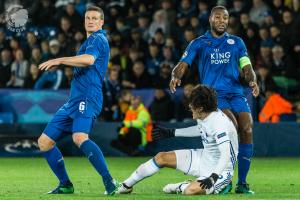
[80,140,112,181]
[44,146,70,185]
[237,143,253,185]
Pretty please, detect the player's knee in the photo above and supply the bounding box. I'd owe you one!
[72,133,89,147]
[154,152,167,166]
[238,122,253,143]
[38,135,55,152]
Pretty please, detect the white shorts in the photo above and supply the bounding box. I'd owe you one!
[175,149,233,194]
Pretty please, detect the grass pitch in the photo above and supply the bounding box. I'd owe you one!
[0,157,299,200]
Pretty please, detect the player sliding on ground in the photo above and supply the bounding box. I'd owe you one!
[37,6,118,195]
[117,84,238,195]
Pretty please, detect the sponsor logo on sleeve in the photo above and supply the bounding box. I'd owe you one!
[217,132,227,139]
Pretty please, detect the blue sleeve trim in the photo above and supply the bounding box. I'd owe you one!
[152,158,162,168]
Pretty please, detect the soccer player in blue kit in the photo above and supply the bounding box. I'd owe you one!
[170,6,259,194]
[37,6,118,195]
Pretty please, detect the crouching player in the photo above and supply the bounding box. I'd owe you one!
[117,84,238,195]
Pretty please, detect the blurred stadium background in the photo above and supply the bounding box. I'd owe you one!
[0,0,300,199]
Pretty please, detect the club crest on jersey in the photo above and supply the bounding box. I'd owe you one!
[227,39,235,45]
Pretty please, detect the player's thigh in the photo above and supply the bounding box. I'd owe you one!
[217,96,231,110]
[237,112,253,143]
[175,149,203,177]
[229,94,251,113]
[154,151,177,168]
[43,106,72,142]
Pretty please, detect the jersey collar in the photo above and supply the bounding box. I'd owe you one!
[93,29,107,36]
[205,31,229,39]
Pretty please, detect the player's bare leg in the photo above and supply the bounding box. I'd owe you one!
[117,152,176,194]
[222,109,238,130]
[73,132,118,195]
[235,112,254,194]
[38,134,74,194]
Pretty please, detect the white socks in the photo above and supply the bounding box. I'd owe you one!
[124,158,161,187]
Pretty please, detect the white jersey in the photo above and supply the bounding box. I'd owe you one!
[196,109,238,173]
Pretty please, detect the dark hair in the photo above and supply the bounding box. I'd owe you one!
[210,5,228,16]
[86,5,104,20]
[189,84,217,113]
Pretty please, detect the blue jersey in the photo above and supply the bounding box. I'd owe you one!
[180,31,248,96]
[69,29,109,114]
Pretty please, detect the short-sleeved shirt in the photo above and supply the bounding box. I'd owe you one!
[180,31,248,96]
[69,29,109,116]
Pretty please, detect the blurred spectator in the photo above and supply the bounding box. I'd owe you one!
[197,0,210,34]
[256,65,278,110]
[149,88,174,122]
[261,11,275,28]
[182,27,196,50]
[243,24,260,59]
[258,26,274,47]
[115,18,131,40]
[175,83,194,121]
[58,2,83,31]
[49,39,63,58]
[162,46,176,67]
[249,0,269,26]
[34,68,63,90]
[136,13,151,41]
[172,13,189,44]
[111,95,152,156]
[154,63,172,88]
[0,49,12,87]
[190,16,202,35]
[102,68,122,121]
[117,90,133,120]
[152,29,165,49]
[129,28,147,52]
[148,9,168,38]
[7,49,29,88]
[269,24,286,48]
[229,0,246,16]
[9,37,20,57]
[255,45,272,69]
[26,32,39,53]
[259,91,293,123]
[280,10,294,46]
[57,32,75,56]
[31,0,56,26]
[122,60,152,89]
[160,0,176,32]
[0,30,9,51]
[60,67,73,89]
[270,0,288,22]
[30,47,43,65]
[59,17,75,42]
[270,45,297,79]
[40,40,50,61]
[178,0,197,18]
[146,42,162,76]
[24,63,42,89]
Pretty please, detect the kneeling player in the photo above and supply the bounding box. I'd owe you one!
[117,84,238,195]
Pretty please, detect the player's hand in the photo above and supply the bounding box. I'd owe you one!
[151,126,175,141]
[249,81,259,97]
[39,58,61,71]
[198,173,219,190]
[169,77,181,93]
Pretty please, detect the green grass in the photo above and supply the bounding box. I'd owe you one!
[0,157,300,200]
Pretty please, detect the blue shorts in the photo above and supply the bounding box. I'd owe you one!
[44,99,100,141]
[217,93,250,113]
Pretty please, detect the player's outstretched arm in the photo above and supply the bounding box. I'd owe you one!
[242,64,259,97]
[169,62,188,93]
[39,54,95,71]
[151,126,175,141]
